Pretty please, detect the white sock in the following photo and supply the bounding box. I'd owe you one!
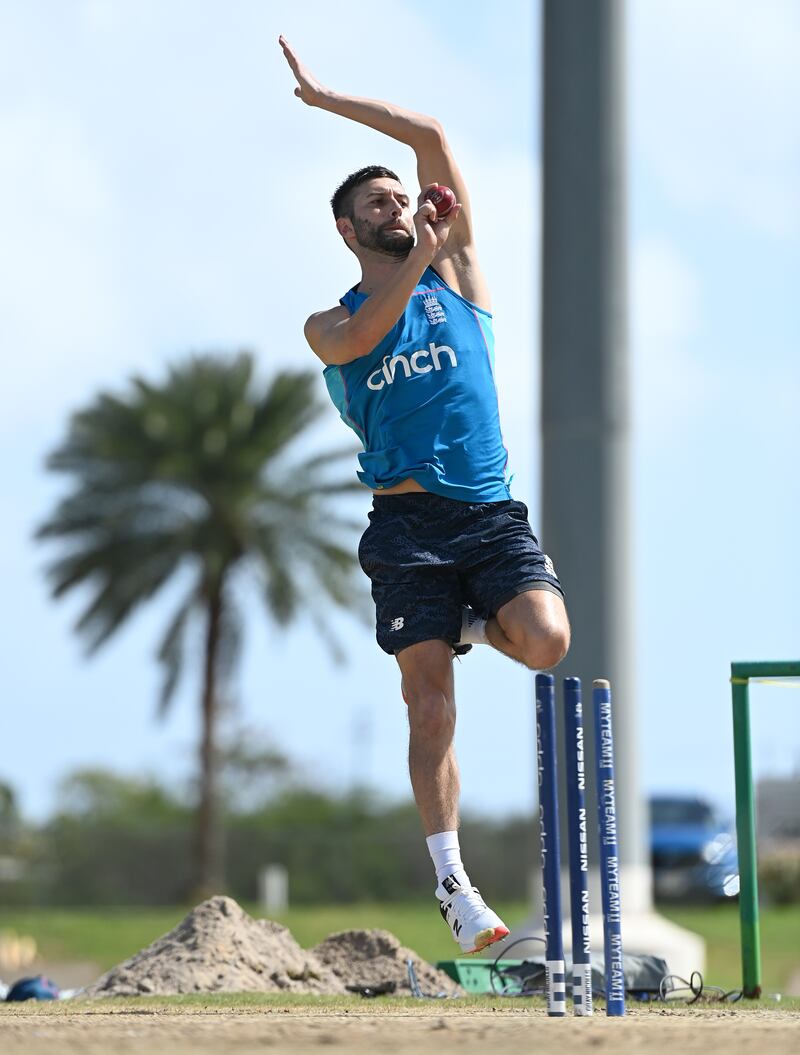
[426,831,470,889]
[459,607,489,646]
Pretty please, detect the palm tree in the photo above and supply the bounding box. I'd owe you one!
[36,353,368,895]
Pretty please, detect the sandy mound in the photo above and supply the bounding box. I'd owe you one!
[83,896,345,997]
[313,929,463,997]
[82,898,464,999]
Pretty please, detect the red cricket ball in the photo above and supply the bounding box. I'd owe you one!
[424,185,456,219]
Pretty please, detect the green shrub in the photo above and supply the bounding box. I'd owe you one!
[759,844,800,904]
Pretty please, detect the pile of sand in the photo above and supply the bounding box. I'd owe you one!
[82,897,462,998]
[313,929,462,997]
[83,896,344,997]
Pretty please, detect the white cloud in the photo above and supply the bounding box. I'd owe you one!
[630,234,799,452]
[471,152,540,508]
[631,0,800,237]
[0,105,135,425]
[630,237,713,433]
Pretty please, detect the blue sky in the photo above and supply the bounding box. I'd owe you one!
[1,0,798,824]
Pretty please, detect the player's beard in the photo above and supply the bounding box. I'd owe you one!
[352,216,414,257]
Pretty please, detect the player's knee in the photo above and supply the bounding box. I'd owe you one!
[518,621,570,671]
[405,685,455,743]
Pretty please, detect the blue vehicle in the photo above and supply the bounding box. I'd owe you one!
[649,795,740,902]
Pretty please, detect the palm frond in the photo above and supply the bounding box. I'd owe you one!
[248,370,327,463]
[156,593,198,718]
[73,546,188,653]
[289,444,363,474]
[215,598,242,703]
[307,609,348,666]
[262,554,300,626]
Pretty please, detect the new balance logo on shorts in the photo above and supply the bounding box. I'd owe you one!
[389,617,405,631]
[544,555,556,576]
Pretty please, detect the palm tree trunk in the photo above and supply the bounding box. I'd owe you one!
[194,587,225,896]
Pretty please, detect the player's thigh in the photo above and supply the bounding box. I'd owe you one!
[358,497,463,655]
[368,570,463,655]
[462,499,565,618]
[495,586,570,649]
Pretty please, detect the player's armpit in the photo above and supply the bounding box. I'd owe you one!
[305,306,381,367]
[432,244,491,313]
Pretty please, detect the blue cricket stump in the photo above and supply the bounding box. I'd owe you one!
[535,672,567,1017]
[563,676,593,1016]
[593,678,626,1017]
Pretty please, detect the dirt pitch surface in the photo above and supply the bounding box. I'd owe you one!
[2,1003,799,1054]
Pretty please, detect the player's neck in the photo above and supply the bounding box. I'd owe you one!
[357,252,420,296]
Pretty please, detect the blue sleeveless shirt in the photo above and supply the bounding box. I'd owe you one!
[323,266,511,503]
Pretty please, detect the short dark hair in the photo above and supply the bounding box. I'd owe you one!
[330,165,401,220]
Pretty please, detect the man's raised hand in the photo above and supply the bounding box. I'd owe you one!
[279,36,326,107]
[413,185,462,261]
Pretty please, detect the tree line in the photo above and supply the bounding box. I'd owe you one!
[0,769,537,906]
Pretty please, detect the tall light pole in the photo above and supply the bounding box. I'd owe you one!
[540,0,647,909]
[523,0,704,976]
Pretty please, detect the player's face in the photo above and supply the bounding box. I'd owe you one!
[351,179,415,257]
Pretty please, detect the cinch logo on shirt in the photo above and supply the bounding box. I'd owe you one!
[366,343,459,392]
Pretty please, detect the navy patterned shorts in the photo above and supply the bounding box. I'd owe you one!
[358,493,564,655]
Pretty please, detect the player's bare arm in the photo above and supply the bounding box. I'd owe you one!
[304,196,463,366]
[279,35,489,309]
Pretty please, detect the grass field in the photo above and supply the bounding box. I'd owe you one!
[2,901,798,996]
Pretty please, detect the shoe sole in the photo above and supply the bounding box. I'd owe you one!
[461,924,510,955]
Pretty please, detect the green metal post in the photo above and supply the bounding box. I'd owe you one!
[731,674,761,997]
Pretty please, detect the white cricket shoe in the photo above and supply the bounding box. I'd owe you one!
[436,874,510,954]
